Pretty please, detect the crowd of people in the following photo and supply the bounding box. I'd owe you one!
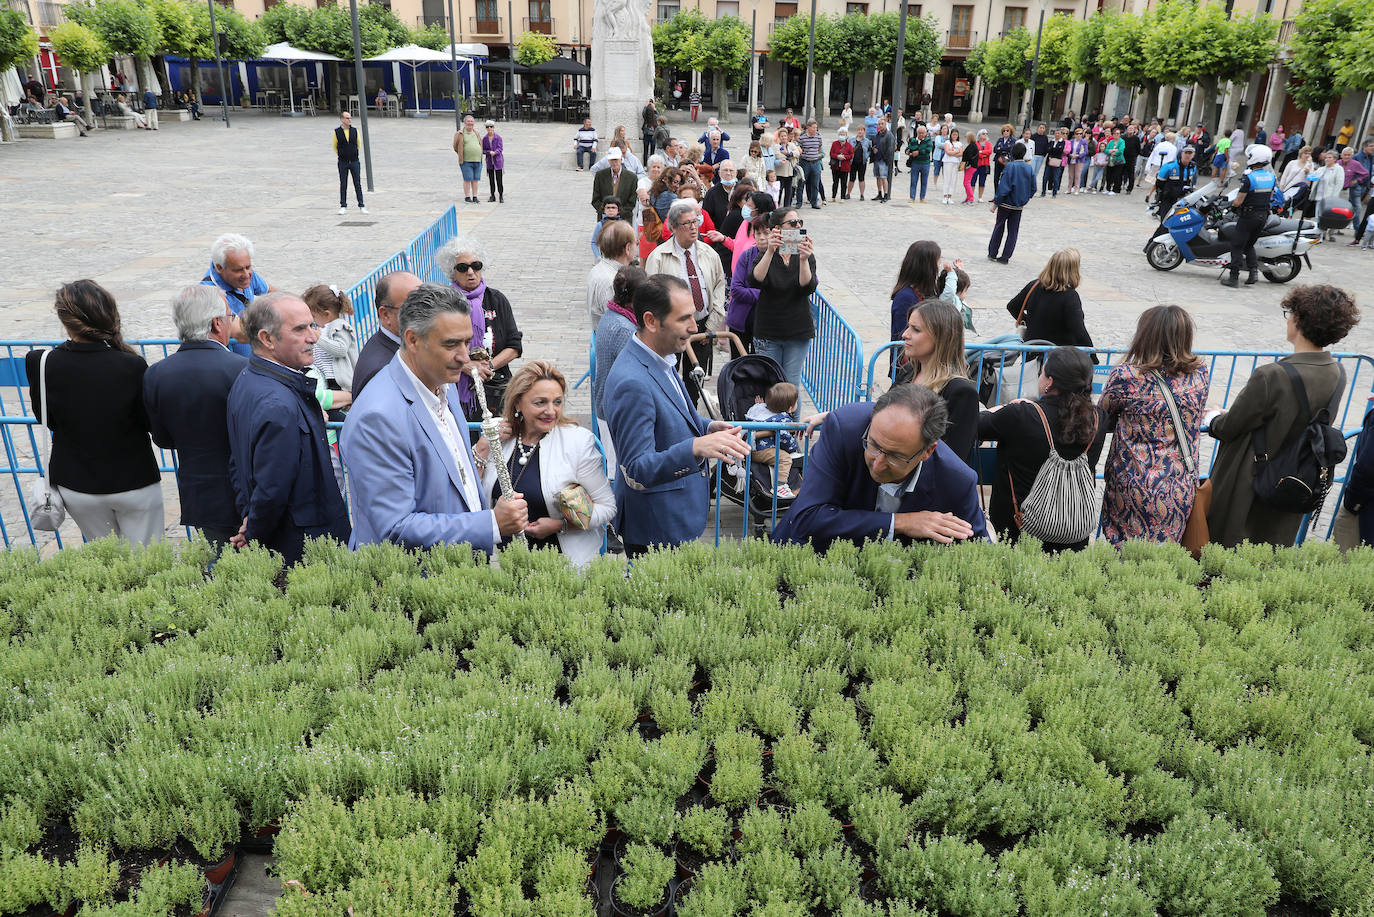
[18,104,1374,567]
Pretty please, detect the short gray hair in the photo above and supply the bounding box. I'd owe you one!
[172,285,226,341]
[646,154,666,169]
[210,233,253,269]
[667,199,699,230]
[436,236,488,279]
[240,292,300,352]
[399,282,471,338]
[873,383,948,450]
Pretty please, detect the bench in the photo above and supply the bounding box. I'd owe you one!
[17,121,78,140]
[105,114,138,130]
[561,139,607,170]
[159,109,192,122]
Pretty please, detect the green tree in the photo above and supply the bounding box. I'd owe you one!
[1288,0,1373,108]
[768,13,843,122]
[1099,10,1157,117]
[359,1,409,51]
[901,15,943,80]
[653,10,750,122]
[1027,13,1078,109]
[146,0,196,97]
[515,30,556,67]
[1332,5,1374,92]
[967,28,1031,123]
[411,23,450,51]
[259,1,312,45]
[48,21,107,122]
[67,0,161,93]
[0,7,39,139]
[182,2,265,103]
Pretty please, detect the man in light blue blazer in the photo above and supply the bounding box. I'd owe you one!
[602,275,751,554]
[341,283,529,553]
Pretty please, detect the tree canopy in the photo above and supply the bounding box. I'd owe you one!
[652,9,751,86]
[1068,12,1109,85]
[0,6,39,73]
[411,22,451,51]
[1288,0,1374,106]
[767,13,845,75]
[66,0,160,60]
[514,30,557,67]
[900,14,943,77]
[48,20,107,74]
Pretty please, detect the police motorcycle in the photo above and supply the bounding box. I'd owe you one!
[1143,154,1325,283]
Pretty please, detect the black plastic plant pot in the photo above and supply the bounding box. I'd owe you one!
[671,838,711,880]
[609,873,671,917]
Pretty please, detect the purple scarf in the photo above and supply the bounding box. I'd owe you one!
[453,280,487,408]
[607,300,637,324]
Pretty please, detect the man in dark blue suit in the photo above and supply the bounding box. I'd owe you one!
[352,270,421,397]
[773,384,988,551]
[143,286,248,547]
[226,292,350,566]
[602,275,751,554]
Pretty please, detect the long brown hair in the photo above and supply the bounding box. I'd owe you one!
[502,360,578,434]
[892,240,941,300]
[907,299,966,394]
[1123,305,1204,375]
[55,280,135,354]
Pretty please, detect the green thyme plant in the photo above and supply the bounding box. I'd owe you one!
[804,842,861,913]
[678,805,729,858]
[616,842,674,911]
[61,844,121,907]
[674,861,749,917]
[711,730,764,810]
[0,852,61,915]
[787,801,841,858]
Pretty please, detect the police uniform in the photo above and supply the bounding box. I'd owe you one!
[1155,157,1197,216]
[1223,164,1276,285]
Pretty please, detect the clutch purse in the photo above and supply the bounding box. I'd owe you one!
[556,483,593,531]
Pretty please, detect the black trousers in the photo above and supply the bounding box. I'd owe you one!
[338,159,363,207]
[1229,209,1269,276]
[487,168,504,198]
[1123,155,1138,192]
[642,132,655,162]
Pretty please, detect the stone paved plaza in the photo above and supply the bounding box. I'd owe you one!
[4,108,1373,384]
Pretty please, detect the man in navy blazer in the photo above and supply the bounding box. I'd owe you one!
[352,270,421,397]
[602,275,751,553]
[226,293,351,566]
[773,384,988,551]
[341,283,528,553]
[142,286,247,546]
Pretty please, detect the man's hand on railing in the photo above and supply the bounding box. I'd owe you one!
[804,412,829,437]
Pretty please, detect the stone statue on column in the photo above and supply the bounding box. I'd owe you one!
[591,0,655,145]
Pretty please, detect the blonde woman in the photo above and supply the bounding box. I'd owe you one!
[478,361,615,567]
[1004,249,1095,353]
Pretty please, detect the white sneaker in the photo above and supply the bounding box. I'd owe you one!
[338,206,346,214]
[776,484,796,499]
[360,206,368,214]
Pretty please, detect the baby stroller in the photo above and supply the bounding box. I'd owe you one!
[684,332,804,532]
[967,334,1054,406]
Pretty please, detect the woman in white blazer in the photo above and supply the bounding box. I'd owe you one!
[479,361,615,568]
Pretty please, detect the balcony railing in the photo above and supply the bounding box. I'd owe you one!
[1277,17,1295,48]
[469,15,504,34]
[945,28,977,50]
[416,14,449,28]
[522,16,554,33]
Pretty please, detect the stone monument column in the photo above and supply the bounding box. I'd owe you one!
[591,0,655,139]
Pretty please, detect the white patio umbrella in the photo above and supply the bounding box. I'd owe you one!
[260,42,342,114]
[366,44,470,116]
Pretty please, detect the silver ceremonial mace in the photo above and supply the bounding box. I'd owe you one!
[468,348,524,542]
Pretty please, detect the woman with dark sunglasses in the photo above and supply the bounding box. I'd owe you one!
[437,236,523,421]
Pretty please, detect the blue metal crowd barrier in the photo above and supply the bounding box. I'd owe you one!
[344,206,458,342]
[801,292,864,413]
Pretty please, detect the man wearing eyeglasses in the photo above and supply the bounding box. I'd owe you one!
[772,384,987,551]
[352,271,423,398]
[645,199,727,402]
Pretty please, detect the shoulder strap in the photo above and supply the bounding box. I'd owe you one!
[37,349,55,479]
[1016,281,1039,325]
[1150,370,1196,476]
[1029,401,1055,454]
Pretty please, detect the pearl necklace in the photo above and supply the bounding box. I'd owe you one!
[515,439,538,466]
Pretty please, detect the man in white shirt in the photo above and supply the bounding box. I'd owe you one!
[1142,131,1178,202]
[341,283,529,553]
[644,199,727,400]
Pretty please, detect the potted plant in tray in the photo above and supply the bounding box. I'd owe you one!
[610,843,674,917]
[674,805,728,878]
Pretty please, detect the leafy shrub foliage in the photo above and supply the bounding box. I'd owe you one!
[1,537,1374,915]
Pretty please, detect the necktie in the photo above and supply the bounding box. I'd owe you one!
[683,249,706,318]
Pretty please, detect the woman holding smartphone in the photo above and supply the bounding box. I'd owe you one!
[751,209,818,396]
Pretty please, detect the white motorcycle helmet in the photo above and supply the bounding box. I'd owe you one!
[1245,143,1273,167]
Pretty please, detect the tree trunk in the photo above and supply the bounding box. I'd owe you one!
[813,72,827,127]
[1140,82,1159,122]
[153,55,172,98]
[1198,76,1219,136]
[715,69,728,122]
[80,71,95,124]
[189,57,202,104]
[1039,88,1054,122]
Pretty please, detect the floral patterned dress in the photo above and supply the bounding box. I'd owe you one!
[1099,363,1210,545]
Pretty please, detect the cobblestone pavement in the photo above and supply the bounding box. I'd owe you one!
[2,109,1372,551]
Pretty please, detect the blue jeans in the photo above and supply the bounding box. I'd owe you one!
[754,337,809,394]
[576,147,596,169]
[1032,154,1045,177]
[460,160,482,181]
[933,159,943,177]
[801,160,823,207]
[909,163,929,199]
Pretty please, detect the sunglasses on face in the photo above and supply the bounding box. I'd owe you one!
[782,218,804,228]
[454,261,483,274]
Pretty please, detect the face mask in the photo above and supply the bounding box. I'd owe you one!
[741,206,752,220]
[722,178,737,188]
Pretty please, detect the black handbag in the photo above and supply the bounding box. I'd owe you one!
[1252,362,1346,516]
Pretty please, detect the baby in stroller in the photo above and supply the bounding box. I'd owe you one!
[746,382,800,499]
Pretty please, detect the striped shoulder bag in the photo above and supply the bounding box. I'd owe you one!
[1011,401,1100,544]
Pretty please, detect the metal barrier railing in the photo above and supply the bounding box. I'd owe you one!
[801,292,864,414]
[865,340,1374,543]
[344,206,458,343]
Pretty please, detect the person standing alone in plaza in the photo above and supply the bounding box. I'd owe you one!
[334,112,366,215]
[482,120,505,203]
[454,114,484,203]
[988,142,1034,264]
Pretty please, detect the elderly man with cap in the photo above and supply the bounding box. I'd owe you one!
[200,233,278,356]
[591,146,639,218]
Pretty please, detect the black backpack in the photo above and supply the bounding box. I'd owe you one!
[1251,362,1347,516]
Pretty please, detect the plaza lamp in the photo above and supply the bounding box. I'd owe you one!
[348,0,376,192]
[1024,0,1047,132]
[205,0,230,127]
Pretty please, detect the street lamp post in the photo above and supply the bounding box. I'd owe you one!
[1024,6,1045,132]
[347,0,375,192]
[803,0,817,123]
[891,0,908,121]
[205,0,230,127]
[446,0,462,129]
